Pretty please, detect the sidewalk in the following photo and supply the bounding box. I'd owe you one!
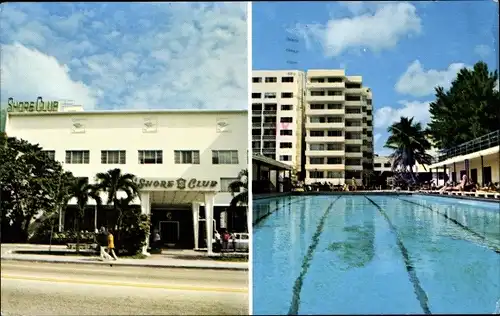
[1,244,248,271]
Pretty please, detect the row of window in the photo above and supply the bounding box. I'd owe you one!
[253,76,294,83]
[252,129,294,136]
[43,150,240,165]
[309,170,362,179]
[252,92,294,99]
[374,163,392,168]
[308,130,373,137]
[252,103,294,111]
[251,142,293,149]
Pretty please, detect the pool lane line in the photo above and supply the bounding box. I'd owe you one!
[287,196,342,315]
[254,195,313,227]
[364,196,432,315]
[395,197,500,254]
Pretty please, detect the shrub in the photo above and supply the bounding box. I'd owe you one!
[117,208,150,255]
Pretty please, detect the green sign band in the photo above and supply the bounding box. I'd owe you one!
[7,97,59,113]
[134,177,218,190]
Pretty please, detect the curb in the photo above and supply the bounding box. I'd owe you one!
[0,257,248,271]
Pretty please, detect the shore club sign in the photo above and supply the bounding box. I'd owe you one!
[7,97,59,113]
[133,177,218,191]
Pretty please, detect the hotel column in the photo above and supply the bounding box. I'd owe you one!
[480,155,484,186]
[140,191,151,256]
[204,193,215,256]
[192,202,201,250]
[58,209,64,232]
[94,205,98,232]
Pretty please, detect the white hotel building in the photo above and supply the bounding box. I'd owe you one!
[5,103,248,255]
[304,69,374,185]
[251,70,306,174]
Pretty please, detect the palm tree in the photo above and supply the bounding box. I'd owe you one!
[68,177,101,253]
[228,169,248,208]
[385,117,433,184]
[94,168,140,243]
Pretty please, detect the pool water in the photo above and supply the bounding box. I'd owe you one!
[252,194,500,315]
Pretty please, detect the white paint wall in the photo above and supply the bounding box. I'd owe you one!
[6,110,248,206]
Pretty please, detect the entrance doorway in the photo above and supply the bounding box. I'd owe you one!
[483,166,492,185]
[159,221,180,247]
[471,168,478,184]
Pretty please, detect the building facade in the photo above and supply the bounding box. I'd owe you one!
[5,105,248,255]
[304,69,374,185]
[251,70,306,175]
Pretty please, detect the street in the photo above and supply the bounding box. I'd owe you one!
[1,261,248,315]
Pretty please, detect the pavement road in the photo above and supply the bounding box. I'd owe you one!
[1,261,248,315]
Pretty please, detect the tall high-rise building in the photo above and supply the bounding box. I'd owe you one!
[304,69,374,185]
[251,70,306,174]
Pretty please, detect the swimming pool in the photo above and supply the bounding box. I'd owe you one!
[252,194,500,315]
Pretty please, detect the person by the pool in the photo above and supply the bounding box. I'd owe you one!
[439,174,472,193]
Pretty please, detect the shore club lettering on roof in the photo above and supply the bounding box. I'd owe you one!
[7,97,59,113]
[133,177,218,191]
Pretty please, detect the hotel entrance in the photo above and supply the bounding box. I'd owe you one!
[151,206,195,249]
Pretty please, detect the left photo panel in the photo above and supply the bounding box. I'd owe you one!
[0,2,249,316]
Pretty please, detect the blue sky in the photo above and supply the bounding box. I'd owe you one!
[252,1,499,155]
[0,2,247,110]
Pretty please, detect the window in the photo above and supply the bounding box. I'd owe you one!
[346,132,362,139]
[310,78,325,83]
[281,76,294,83]
[280,129,293,136]
[139,150,163,164]
[310,130,324,137]
[327,130,343,137]
[252,103,262,110]
[327,77,343,83]
[220,178,239,192]
[310,104,324,110]
[327,116,343,123]
[374,163,382,168]
[280,142,293,148]
[327,103,342,109]
[310,157,324,164]
[264,92,276,99]
[252,93,261,99]
[42,150,55,160]
[281,104,293,111]
[174,150,200,164]
[281,92,293,98]
[65,150,90,164]
[280,155,292,161]
[310,144,325,151]
[367,121,373,127]
[101,150,126,164]
[212,150,238,164]
[346,107,362,114]
[345,158,361,165]
[345,145,361,153]
[345,95,361,101]
[310,116,325,123]
[309,171,324,178]
[327,157,342,164]
[265,77,277,83]
[327,90,343,96]
[384,163,391,168]
[346,83,361,89]
[367,99,372,105]
[367,110,372,116]
[327,171,343,178]
[310,91,325,96]
[280,117,293,123]
[327,143,343,151]
[252,77,262,83]
[252,141,260,149]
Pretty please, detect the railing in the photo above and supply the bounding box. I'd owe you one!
[437,130,499,162]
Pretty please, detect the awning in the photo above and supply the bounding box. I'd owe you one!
[252,154,293,170]
[429,145,499,168]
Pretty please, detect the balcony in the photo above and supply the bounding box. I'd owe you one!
[345,125,363,131]
[261,148,276,155]
[306,136,345,143]
[307,82,345,89]
[344,101,362,106]
[252,122,262,128]
[345,138,363,145]
[345,88,364,95]
[252,135,261,141]
[263,110,277,115]
[345,165,363,170]
[305,122,345,129]
[306,109,344,116]
[345,113,363,119]
[437,129,500,162]
[252,110,261,116]
[262,123,276,128]
[305,150,344,157]
[262,135,276,140]
[305,163,345,170]
[345,151,363,158]
[307,95,344,102]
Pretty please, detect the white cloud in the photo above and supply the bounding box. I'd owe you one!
[374,100,432,129]
[292,2,421,57]
[395,60,468,97]
[0,3,248,110]
[1,43,97,109]
[474,44,492,59]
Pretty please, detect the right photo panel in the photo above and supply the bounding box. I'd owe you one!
[251,1,500,315]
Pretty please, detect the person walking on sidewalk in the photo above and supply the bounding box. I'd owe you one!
[107,228,118,260]
[98,227,112,261]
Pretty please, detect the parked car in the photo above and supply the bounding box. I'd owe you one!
[232,233,249,253]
